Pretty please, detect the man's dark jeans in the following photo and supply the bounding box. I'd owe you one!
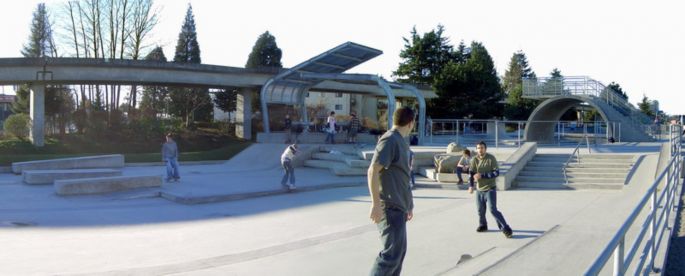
[476,189,510,230]
[370,207,407,276]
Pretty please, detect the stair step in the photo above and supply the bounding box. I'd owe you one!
[527,161,631,168]
[516,176,625,183]
[567,163,633,168]
[567,183,624,190]
[521,167,630,173]
[578,154,634,160]
[516,181,570,189]
[518,171,627,178]
[516,181,623,190]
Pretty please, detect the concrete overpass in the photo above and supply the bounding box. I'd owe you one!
[522,76,653,143]
[0,50,435,146]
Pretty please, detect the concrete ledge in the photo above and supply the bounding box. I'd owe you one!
[125,160,225,167]
[331,166,367,176]
[161,181,366,204]
[54,175,162,195]
[498,142,537,190]
[12,154,125,174]
[23,169,122,185]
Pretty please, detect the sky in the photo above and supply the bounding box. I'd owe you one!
[0,0,683,114]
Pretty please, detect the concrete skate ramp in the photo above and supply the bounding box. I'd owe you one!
[524,95,651,143]
[222,144,318,172]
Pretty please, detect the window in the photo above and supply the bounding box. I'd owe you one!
[335,104,343,111]
[335,92,343,98]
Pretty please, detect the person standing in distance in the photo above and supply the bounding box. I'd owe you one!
[368,107,415,276]
[162,133,181,182]
[469,141,513,238]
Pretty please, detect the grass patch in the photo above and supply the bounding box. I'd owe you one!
[0,129,253,166]
[0,142,252,166]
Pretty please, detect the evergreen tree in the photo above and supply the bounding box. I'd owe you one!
[393,25,455,85]
[140,46,169,118]
[638,94,655,117]
[245,31,283,69]
[169,4,212,126]
[549,68,562,78]
[245,31,283,116]
[173,4,201,64]
[14,3,59,114]
[502,51,539,120]
[21,3,57,58]
[607,82,628,100]
[501,50,535,95]
[213,88,237,119]
[433,42,503,118]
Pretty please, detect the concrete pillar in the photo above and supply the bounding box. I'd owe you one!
[361,95,378,128]
[235,89,252,140]
[29,84,45,147]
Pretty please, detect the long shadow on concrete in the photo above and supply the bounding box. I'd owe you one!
[0,184,379,228]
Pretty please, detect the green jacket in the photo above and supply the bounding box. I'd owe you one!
[471,153,499,191]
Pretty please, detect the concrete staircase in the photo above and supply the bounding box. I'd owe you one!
[515,153,634,189]
[303,146,370,176]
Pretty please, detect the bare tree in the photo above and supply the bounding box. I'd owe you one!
[127,0,159,112]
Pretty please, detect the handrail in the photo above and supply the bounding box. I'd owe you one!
[563,131,591,185]
[585,125,683,275]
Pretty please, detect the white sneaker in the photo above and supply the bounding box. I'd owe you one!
[287,184,296,191]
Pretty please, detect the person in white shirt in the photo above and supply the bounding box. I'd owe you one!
[325,111,337,144]
[280,144,298,191]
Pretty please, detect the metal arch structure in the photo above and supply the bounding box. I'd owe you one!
[260,42,383,133]
[292,72,427,143]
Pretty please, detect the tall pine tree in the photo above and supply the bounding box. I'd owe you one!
[245,31,283,69]
[244,31,283,116]
[15,3,73,135]
[169,4,212,126]
[503,50,539,120]
[14,3,59,114]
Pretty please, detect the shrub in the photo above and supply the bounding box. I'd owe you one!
[3,114,31,139]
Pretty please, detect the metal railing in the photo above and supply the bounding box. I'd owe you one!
[563,130,592,185]
[427,119,617,147]
[585,125,683,275]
